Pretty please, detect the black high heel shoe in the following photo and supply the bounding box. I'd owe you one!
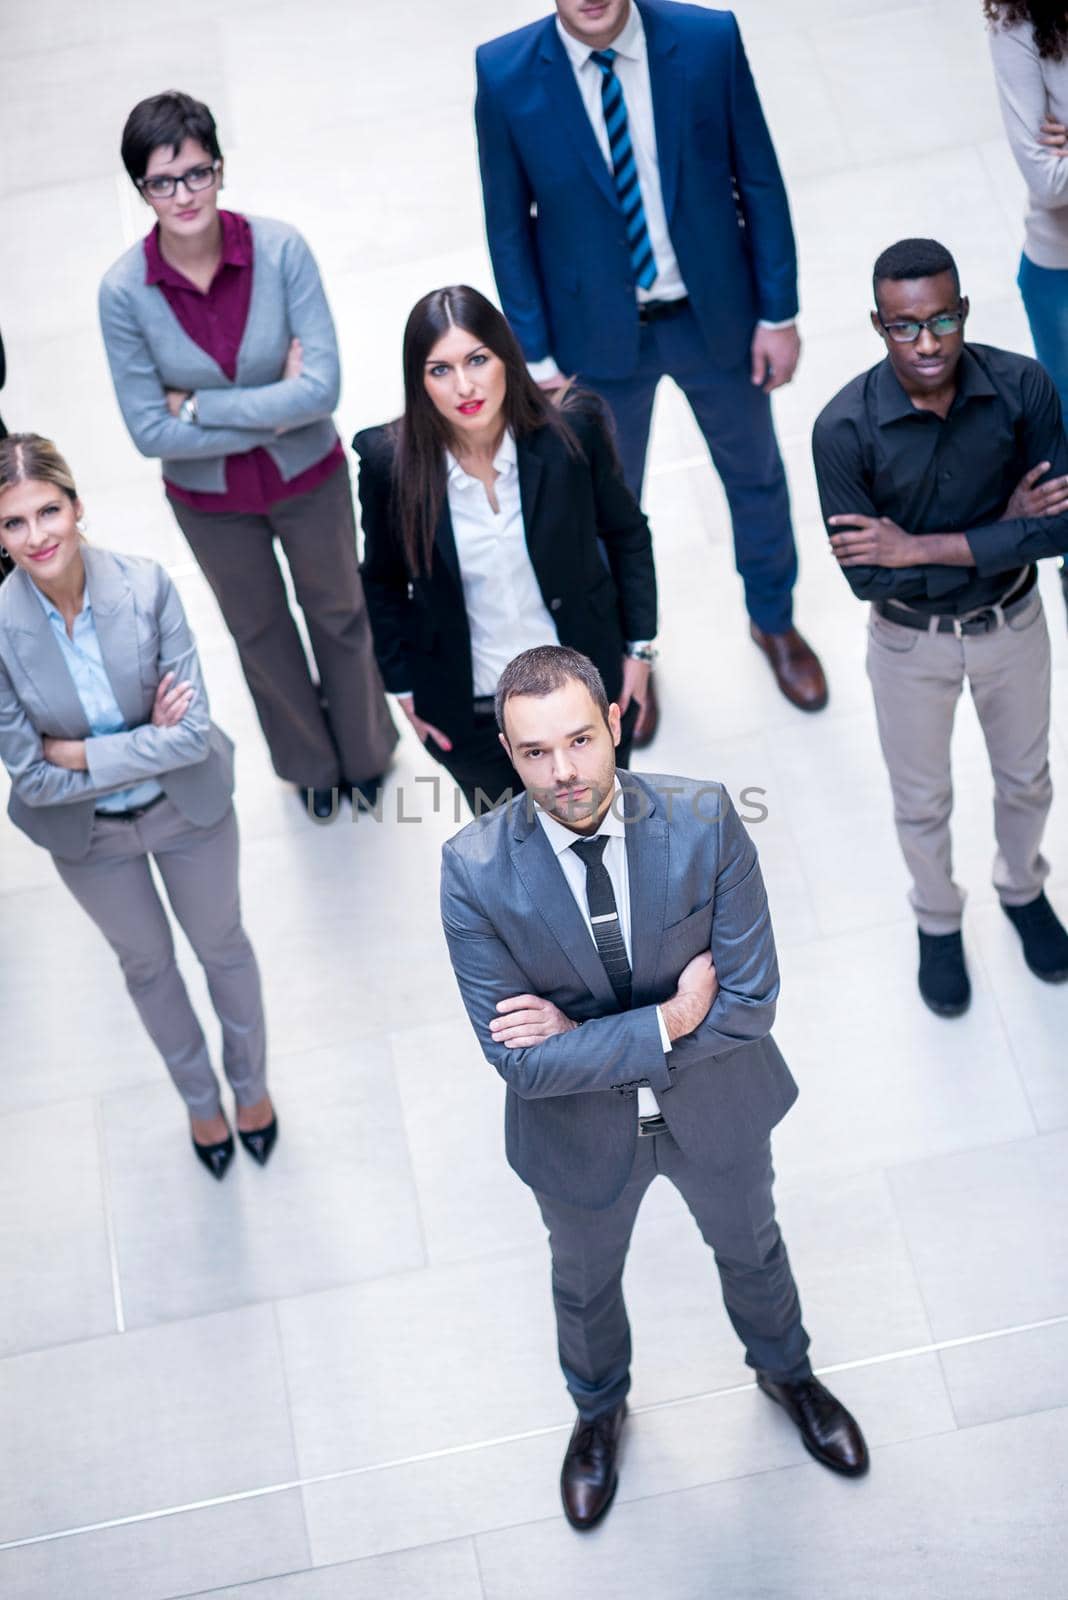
[238,1116,278,1167]
[192,1132,235,1181]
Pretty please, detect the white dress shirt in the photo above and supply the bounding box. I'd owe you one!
[537,779,670,1117]
[529,6,793,383]
[446,429,559,698]
[31,584,162,814]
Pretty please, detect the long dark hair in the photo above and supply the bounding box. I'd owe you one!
[391,286,578,577]
[984,2,1068,59]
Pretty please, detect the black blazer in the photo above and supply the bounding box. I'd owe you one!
[353,403,658,741]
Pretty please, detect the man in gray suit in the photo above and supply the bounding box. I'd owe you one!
[441,644,868,1528]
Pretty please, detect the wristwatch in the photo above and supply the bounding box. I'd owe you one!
[178,394,199,425]
[625,641,659,664]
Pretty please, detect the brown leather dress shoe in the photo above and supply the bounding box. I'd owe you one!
[749,623,828,712]
[630,672,659,748]
[560,1401,628,1529]
[756,1373,869,1476]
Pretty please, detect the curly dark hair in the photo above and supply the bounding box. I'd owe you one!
[984,2,1068,60]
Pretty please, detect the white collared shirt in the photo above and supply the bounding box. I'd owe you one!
[528,6,794,382]
[537,779,669,1116]
[556,5,687,308]
[445,430,559,699]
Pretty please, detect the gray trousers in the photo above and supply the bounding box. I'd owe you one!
[53,798,267,1118]
[534,1131,811,1420]
[170,462,398,790]
[865,589,1053,935]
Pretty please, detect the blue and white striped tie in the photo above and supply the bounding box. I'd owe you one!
[590,48,657,291]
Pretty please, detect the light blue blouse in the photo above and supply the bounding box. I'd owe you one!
[32,586,163,813]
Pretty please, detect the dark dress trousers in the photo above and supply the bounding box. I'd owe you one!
[441,772,807,1414]
[353,405,658,806]
[475,2,800,631]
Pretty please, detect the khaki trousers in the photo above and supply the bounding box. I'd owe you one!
[170,462,398,789]
[53,799,266,1117]
[865,590,1053,935]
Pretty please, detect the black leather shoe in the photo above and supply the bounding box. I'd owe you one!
[344,774,384,811]
[1002,892,1068,982]
[192,1133,235,1181]
[560,1401,627,1529]
[299,786,340,822]
[756,1373,869,1477]
[238,1116,278,1166]
[917,929,971,1016]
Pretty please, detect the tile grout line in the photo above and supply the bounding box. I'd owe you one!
[94,1099,126,1335]
[3,1309,1066,1555]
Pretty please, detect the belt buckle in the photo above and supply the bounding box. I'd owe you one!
[638,1114,668,1138]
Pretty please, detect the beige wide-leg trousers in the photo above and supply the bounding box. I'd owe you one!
[865,589,1053,936]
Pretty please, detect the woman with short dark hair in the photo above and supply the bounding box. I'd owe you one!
[353,285,659,814]
[99,90,397,821]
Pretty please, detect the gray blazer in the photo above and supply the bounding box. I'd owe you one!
[0,547,234,860]
[98,216,339,494]
[441,773,798,1208]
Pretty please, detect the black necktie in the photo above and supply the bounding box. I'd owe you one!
[570,835,633,1010]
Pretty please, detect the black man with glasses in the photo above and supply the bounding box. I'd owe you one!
[99,91,396,823]
[812,237,1068,1016]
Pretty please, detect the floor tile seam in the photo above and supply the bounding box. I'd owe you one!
[93,1099,126,1335]
[4,1312,1067,1556]
[269,1299,313,1572]
[173,1533,489,1600]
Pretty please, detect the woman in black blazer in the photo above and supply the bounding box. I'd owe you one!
[353,286,659,813]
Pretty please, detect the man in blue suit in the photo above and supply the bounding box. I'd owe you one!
[475,0,828,721]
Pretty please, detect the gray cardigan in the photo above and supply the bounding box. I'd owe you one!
[98,215,340,493]
[990,20,1068,270]
[0,547,234,860]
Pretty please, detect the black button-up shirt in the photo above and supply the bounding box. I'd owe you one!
[811,343,1068,615]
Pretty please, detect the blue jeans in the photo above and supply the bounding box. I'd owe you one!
[1018,254,1068,615]
[580,306,798,635]
[1018,252,1068,419]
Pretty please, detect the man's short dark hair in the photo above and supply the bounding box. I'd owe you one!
[495,646,611,735]
[120,91,222,184]
[872,238,960,307]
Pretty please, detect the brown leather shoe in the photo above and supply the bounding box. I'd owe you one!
[560,1401,627,1529]
[749,623,828,712]
[630,672,659,748]
[756,1373,869,1476]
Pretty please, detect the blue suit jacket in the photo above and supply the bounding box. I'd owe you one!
[475,1,798,381]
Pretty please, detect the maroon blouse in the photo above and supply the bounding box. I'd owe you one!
[144,211,343,515]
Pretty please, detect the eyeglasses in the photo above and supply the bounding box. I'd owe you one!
[877,310,965,344]
[136,160,221,200]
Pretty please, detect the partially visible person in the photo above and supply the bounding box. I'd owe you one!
[354,286,658,815]
[813,238,1068,1016]
[475,0,828,720]
[987,0,1068,618]
[0,329,9,583]
[0,434,275,1179]
[99,91,396,822]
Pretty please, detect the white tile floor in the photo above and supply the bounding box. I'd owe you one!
[1,1,1067,1595]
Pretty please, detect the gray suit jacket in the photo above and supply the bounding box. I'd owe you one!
[98,215,339,494]
[441,773,798,1208]
[0,546,234,860]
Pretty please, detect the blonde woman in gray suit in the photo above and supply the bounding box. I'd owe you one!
[0,434,275,1179]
